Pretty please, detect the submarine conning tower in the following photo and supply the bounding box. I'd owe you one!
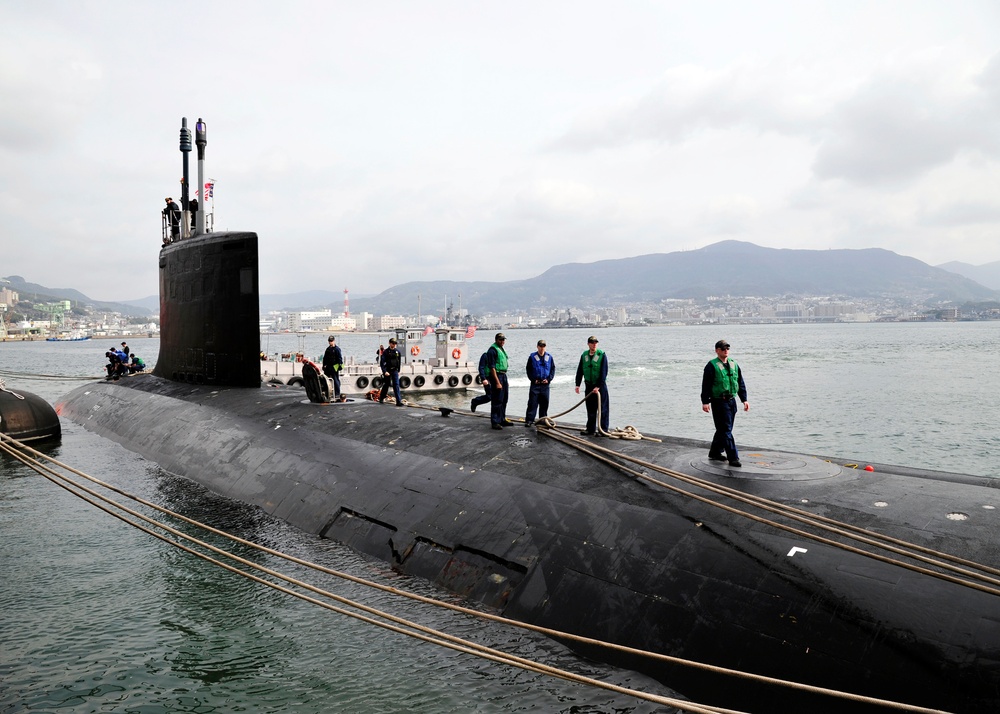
[152,117,261,388]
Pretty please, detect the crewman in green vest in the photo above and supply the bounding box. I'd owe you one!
[575,335,609,435]
[700,339,749,467]
[486,333,513,430]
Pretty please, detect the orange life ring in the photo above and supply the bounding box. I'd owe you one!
[411,346,420,356]
[451,348,461,360]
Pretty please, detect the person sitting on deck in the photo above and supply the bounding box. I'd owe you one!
[105,351,128,380]
[128,353,146,373]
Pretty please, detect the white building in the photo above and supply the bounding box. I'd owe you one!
[331,316,358,330]
[355,311,373,331]
[374,315,406,330]
[288,309,333,331]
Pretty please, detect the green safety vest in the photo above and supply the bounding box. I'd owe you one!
[490,343,508,372]
[710,357,740,398]
[580,349,604,383]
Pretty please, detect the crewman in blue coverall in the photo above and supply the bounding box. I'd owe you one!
[524,339,555,426]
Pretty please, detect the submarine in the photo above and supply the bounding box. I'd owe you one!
[59,119,1000,713]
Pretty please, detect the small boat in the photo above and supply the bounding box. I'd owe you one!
[45,334,92,342]
[260,326,481,396]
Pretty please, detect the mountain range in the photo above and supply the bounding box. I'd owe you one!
[0,275,154,317]
[6,241,999,317]
[344,241,1000,315]
[936,260,1000,291]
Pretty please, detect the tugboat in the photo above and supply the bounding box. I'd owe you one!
[260,326,480,396]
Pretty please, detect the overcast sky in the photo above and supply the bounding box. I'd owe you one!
[3,1,1000,302]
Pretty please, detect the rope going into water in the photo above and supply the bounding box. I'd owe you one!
[0,430,956,714]
[0,368,101,382]
[0,378,25,399]
[0,432,740,714]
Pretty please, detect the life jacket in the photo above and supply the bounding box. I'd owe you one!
[488,343,508,372]
[528,352,554,381]
[580,349,604,383]
[710,357,740,398]
[381,348,401,372]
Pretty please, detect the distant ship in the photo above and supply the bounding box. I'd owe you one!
[57,119,1000,714]
[45,333,92,342]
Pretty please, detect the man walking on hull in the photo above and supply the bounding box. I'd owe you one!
[575,336,609,436]
[486,333,513,430]
[378,338,403,405]
[701,339,749,467]
[471,350,492,412]
[322,335,344,400]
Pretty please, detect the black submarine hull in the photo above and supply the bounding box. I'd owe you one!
[59,375,1000,713]
[57,229,1000,712]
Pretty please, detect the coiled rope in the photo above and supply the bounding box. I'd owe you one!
[0,431,955,714]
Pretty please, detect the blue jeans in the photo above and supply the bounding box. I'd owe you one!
[490,373,509,425]
[379,372,401,404]
[584,382,609,433]
[471,382,492,410]
[525,382,549,422]
[324,369,341,398]
[710,397,739,460]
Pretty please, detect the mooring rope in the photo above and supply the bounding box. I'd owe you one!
[535,425,1000,596]
[0,368,101,382]
[0,434,737,714]
[0,378,25,399]
[0,431,956,714]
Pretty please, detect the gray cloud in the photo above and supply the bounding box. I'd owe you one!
[4,2,1000,301]
[812,59,1000,184]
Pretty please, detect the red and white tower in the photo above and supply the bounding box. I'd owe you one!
[343,288,349,318]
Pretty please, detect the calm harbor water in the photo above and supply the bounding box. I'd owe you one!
[2,322,997,713]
